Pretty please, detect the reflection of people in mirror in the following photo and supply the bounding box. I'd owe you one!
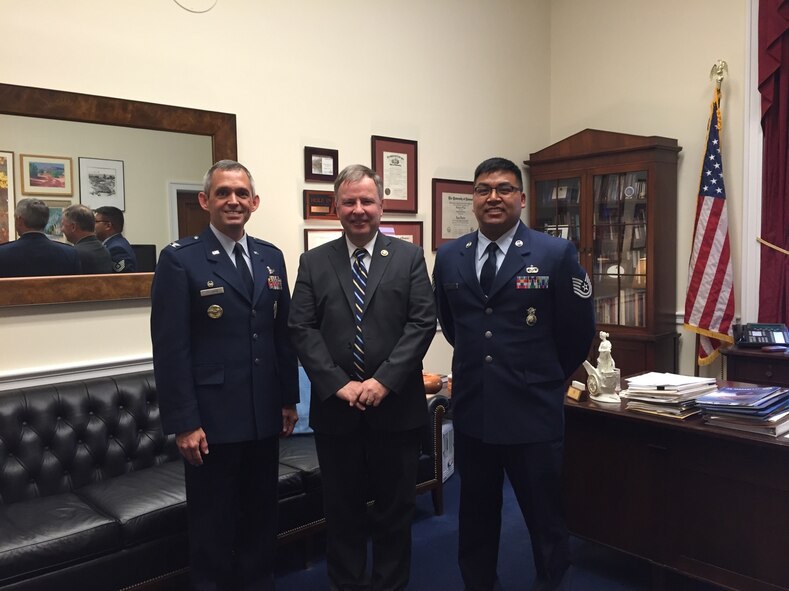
[94,206,137,272]
[0,197,81,277]
[61,204,114,274]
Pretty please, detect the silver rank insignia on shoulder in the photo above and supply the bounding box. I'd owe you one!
[381,249,389,257]
[465,241,473,248]
[526,307,537,326]
[515,239,523,247]
[526,265,539,274]
[207,304,223,319]
[170,241,180,248]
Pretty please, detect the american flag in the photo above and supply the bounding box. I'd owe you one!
[684,87,735,366]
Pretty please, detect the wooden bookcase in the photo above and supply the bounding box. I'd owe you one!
[525,129,681,377]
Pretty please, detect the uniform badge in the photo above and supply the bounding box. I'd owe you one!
[526,307,537,326]
[515,240,523,247]
[201,287,224,296]
[211,250,220,255]
[572,273,592,299]
[381,249,389,257]
[516,276,549,289]
[465,241,473,248]
[207,304,223,319]
[267,266,275,275]
[113,260,126,272]
[207,280,214,287]
[526,265,539,274]
[268,275,283,290]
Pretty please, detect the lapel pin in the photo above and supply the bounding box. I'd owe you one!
[515,239,523,247]
[381,249,389,257]
[207,280,214,287]
[465,241,472,248]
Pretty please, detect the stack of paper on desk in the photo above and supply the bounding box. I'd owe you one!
[620,373,717,419]
[696,385,789,436]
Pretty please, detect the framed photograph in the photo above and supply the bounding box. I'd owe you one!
[371,135,417,213]
[304,228,343,251]
[0,150,15,244]
[432,178,475,251]
[303,189,337,220]
[20,154,73,196]
[43,199,72,243]
[545,225,569,239]
[304,146,339,182]
[78,157,125,210]
[380,221,423,247]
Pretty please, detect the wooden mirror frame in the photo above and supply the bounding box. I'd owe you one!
[0,83,237,307]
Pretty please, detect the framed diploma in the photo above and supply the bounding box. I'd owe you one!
[379,221,423,247]
[371,135,417,213]
[304,146,339,182]
[304,228,343,251]
[431,178,476,251]
[303,189,337,220]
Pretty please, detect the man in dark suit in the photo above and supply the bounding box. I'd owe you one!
[289,164,436,591]
[94,206,137,272]
[433,157,595,591]
[151,160,299,591]
[61,204,113,273]
[0,197,81,277]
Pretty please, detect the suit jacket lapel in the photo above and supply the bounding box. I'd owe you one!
[327,237,356,314]
[363,234,392,315]
[456,234,484,300]
[488,222,530,299]
[201,229,248,300]
[248,238,268,305]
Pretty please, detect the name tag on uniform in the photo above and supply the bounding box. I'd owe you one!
[516,276,549,289]
[200,287,225,296]
[268,275,283,290]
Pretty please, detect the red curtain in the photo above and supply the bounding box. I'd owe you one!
[758,0,789,322]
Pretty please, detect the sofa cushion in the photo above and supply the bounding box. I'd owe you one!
[279,435,321,492]
[0,493,119,585]
[73,461,186,547]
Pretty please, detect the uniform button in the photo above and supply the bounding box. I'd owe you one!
[484,331,493,338]
[254,358,261,365]
[485,355,493,363]
[485,308,493,315]
[252,333,259,340]
[21,421,27,426]
[251,310,257,317]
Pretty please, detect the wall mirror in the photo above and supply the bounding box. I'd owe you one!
[0,83,237,307]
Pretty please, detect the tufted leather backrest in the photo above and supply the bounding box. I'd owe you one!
[0,371,178,504]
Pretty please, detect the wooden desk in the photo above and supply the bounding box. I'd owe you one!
[724,346,789,387]
[564,397,789,591]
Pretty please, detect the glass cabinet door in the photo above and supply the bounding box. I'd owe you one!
[533,177,581,246]
[592,171,647,327]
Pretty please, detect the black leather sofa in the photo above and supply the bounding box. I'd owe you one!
[0,371,448,591]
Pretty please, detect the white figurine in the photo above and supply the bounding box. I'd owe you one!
[582,331,621,403]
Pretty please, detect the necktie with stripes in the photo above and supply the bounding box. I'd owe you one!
[351,248,368,380]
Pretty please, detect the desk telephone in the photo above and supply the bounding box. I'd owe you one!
[733,323,789,348]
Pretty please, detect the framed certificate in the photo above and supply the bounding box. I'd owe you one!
[304,228,343,251]
[431,178,476,251]
[371,135,417,213]
[379,221,423,247]
[304,146,338,182]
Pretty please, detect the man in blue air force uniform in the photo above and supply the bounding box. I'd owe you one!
[150,160,299,591]
[433,157,595,591]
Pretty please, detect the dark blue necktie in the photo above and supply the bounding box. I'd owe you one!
[351,248,368,380]
[234,243,254,297]
[480,242,498,295]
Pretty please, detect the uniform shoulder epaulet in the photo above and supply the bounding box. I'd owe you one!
[249,236,282,253]
[166,235,201,250]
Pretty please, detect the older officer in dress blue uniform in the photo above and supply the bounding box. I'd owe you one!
[434,157,595,591]
[151,160,299,591]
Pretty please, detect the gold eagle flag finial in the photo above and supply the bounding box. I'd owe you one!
[710,60,728,89]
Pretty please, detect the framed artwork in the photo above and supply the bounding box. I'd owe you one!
[371,135,417,213]
[304,228,343,251]
[303,189,337,220]
[43,199,72,243]
[78,157,125,210]
[20,154,73,196]
[432,178,475,251]
[545,225,569,239]
[304,146,339,182]
[0,150,15,244]
[380,221,423,247]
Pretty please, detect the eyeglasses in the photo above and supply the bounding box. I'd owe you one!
[473,183,521,198]
[94,219,110,225]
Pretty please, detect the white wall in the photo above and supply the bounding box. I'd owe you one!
[1,0,550,377]
[549,0,747,377]
[1,0,750,380]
